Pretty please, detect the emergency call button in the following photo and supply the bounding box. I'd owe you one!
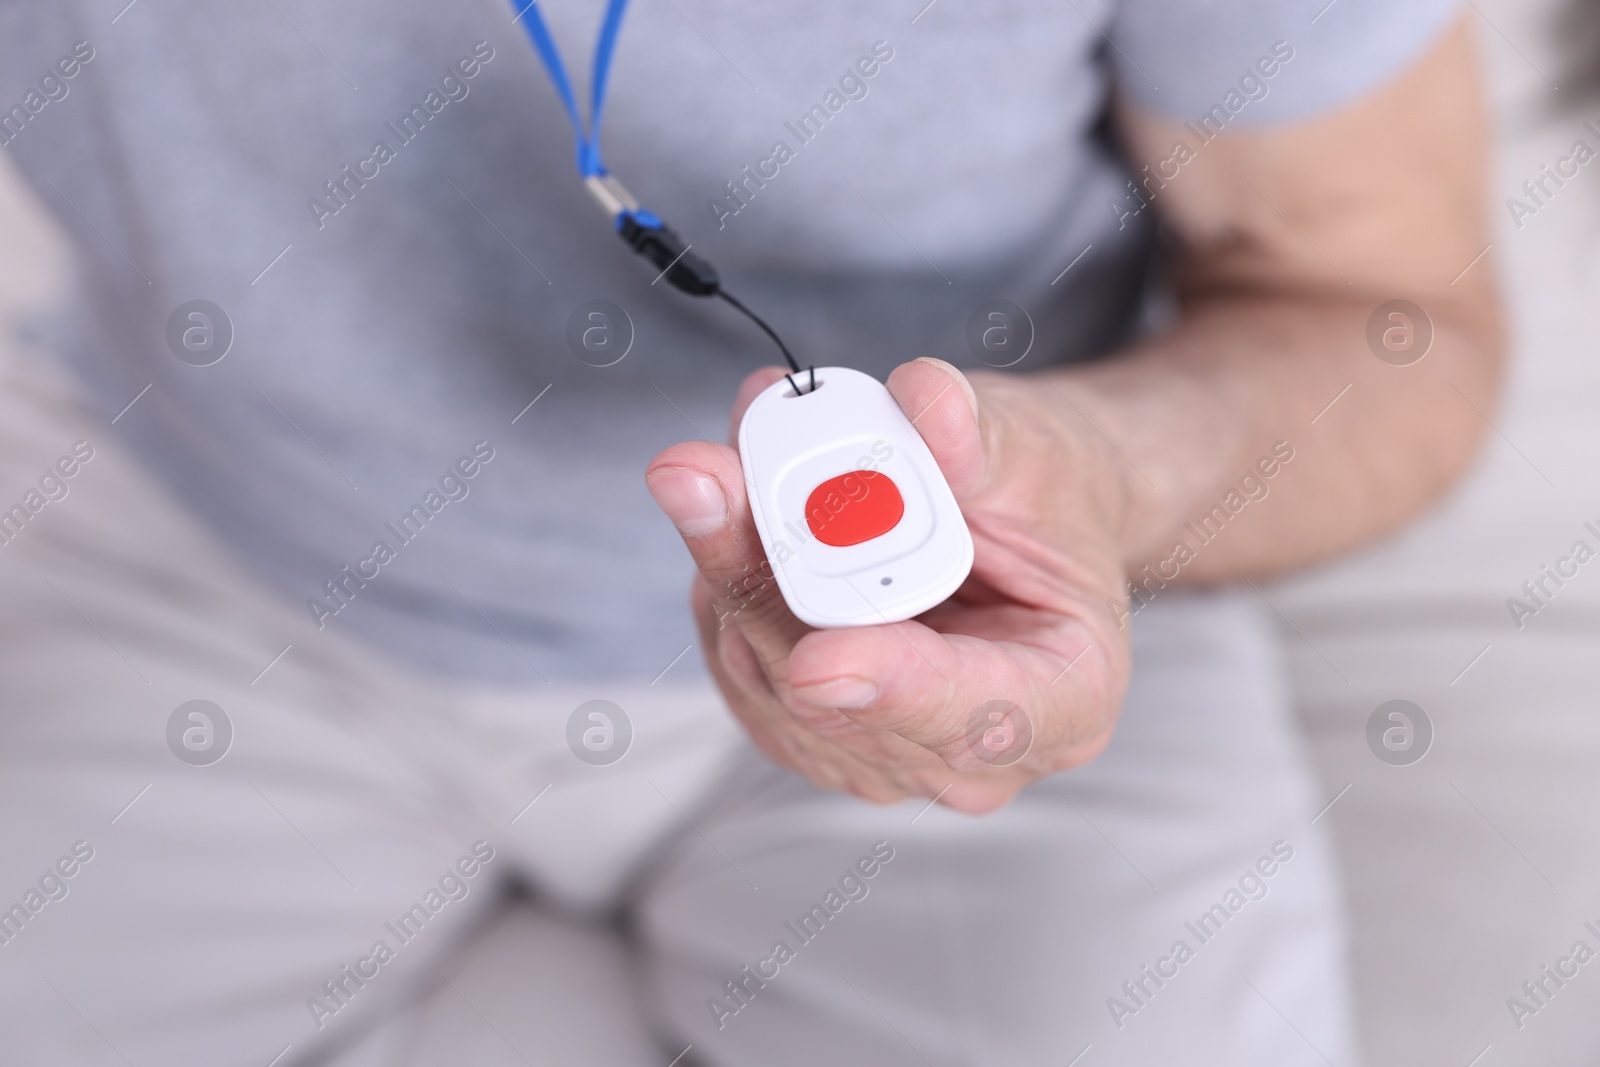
[804,470,905,547]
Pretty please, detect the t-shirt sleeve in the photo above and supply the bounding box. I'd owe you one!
[1107,0,1463,126]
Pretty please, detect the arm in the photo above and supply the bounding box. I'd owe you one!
[1079,12,1501,584]
[645,14,1502,812]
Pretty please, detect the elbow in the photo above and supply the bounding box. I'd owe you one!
[1415,289,1509,504]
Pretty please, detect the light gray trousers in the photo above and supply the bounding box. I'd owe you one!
[0,355,1357,1066]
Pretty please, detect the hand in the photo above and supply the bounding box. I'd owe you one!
[645,358,1133,813]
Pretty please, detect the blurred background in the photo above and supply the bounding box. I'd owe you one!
[1269,0,1600,1062]
[2,0,1598,1062]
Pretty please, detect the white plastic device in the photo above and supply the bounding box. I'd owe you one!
[737,366,975,628]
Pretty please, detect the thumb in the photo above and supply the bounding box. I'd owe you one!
[886,358,989,499]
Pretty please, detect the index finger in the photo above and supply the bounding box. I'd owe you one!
[645,439,810,678]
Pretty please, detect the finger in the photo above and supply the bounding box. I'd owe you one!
[646,441,809,673]
[886,357,989,499]
[786,617,1115,773]
[696,571,912,779]
[693,577,932,805]
[727,366,792,444]
[690,576,770,696]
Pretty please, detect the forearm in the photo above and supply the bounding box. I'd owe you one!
[1044,286,1503,585]
[1043,13,1503,587]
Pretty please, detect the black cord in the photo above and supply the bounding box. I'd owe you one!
[716,289,808,386]
[619,217,813,393]
[618,218,813,392]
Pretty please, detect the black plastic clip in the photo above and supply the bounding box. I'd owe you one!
[618,216,721,297]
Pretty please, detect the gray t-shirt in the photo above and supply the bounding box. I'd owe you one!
[0,0,1456,682]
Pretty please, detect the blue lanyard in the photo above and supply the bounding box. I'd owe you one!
[510,0,623,178]
[507,0,810,386]
[509,0,661,228]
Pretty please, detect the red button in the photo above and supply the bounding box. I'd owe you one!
[804,470,905,547]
